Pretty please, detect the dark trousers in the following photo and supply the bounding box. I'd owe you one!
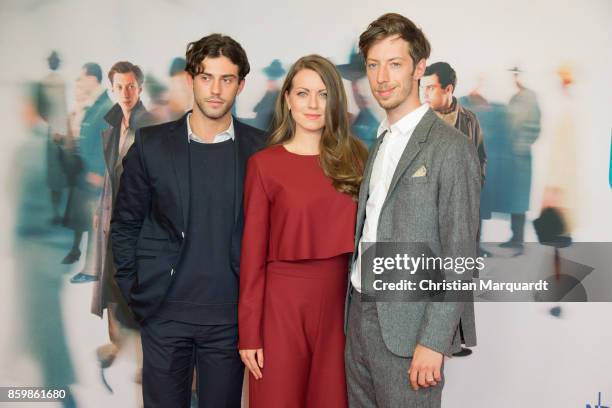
[511,213,526,242]
[140,317,243,408]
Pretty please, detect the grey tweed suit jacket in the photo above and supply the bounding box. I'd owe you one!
[348,108,480,358]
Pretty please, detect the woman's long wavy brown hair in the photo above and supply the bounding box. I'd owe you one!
[268,55,368,199]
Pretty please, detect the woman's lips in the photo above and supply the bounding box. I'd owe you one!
[304,113,321,120]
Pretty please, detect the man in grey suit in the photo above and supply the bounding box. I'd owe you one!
[345,13,481,407]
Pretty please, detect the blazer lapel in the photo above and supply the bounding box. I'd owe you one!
[354,132,386,252]
[383,108,437,202]
[233,119,251,223]
[167,114,190,230]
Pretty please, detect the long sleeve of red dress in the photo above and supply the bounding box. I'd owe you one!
[238,145,357,349]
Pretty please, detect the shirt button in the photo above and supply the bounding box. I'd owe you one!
[181,231,185,239]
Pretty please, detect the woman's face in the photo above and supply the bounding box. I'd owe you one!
[285,68,327,134]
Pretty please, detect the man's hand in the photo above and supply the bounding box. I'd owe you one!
[239,348,264,380]
[86,172,105,188]
[408,343,443,391]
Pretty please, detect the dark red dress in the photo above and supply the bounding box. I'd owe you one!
[239,144,356,408]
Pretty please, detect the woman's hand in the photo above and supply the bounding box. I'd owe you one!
[239,348,264,380]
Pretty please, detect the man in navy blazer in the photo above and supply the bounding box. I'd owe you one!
[111,34,266,407]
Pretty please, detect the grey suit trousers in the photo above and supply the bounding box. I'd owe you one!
[345,291,444,408]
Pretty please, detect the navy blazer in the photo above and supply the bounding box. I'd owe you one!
[110,113,266,321]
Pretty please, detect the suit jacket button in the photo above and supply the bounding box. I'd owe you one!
[170,268,175,276]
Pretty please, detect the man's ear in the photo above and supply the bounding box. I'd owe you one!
[413,59,427,81]
[237,78,245,95]
[445,84,454,95]
[186,74,194,88]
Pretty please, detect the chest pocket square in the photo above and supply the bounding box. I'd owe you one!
[411,165,427,178]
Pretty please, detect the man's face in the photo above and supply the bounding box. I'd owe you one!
[421,73,452,111]
[365,35,425,114]
[191,56,244,120]
[111,72,141,113]
[76,68,99,96]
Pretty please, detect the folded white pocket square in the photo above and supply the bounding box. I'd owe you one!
[412,165,427,177]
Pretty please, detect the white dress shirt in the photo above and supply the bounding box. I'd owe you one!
[351,104,429,292]
[186,112,235,144]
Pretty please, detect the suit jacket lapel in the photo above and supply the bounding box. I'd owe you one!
[233,119,251,223]
[168,114,190,230]
[354,132,386,252]
[384,108,437,202]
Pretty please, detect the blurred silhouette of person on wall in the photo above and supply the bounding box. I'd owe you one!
[40,50,69,225]
[499,67,541,250]
[540,64,577,233]
[145,73,171,123]
[337,50,379,148]
[167,57,193,120]
[460,77,514,247]
[89,61,154,376]
[61,63,113,284]
[13,83,76,407]
[250,59,285,131]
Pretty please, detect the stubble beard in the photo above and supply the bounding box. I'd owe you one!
[195,96,234,120]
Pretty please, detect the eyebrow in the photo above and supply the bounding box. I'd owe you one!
[295,87,327,92]
[366,57,405,63]
[201,72,238,79]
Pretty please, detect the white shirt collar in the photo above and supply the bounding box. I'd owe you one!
[186,112,235,144]
[376,103,429,138]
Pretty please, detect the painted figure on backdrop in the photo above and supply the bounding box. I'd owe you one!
[89,62,155,376]
[337,50,380,148]
[243,59,286,131]
[13,83,77,408]
[499,66,541,251]
[62,63,113,284]
[459,78,512,231]
[40,50,69,225]
[167,57,194,120]
[145,74,172,124]
[345,13,480,408]
[111,34,265,408]
[239,54,368,408]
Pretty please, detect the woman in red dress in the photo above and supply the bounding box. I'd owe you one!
[238,55,368,407]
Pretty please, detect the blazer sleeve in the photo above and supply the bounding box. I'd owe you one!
[238,156,270,349]
[417,136,481,356]
[110,129,151,305]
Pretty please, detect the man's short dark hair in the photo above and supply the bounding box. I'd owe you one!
[359,13,431,64]
[82,62,102,83]
[425,62,457,91]
[185,33,250,80]
[108,61,144,86]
